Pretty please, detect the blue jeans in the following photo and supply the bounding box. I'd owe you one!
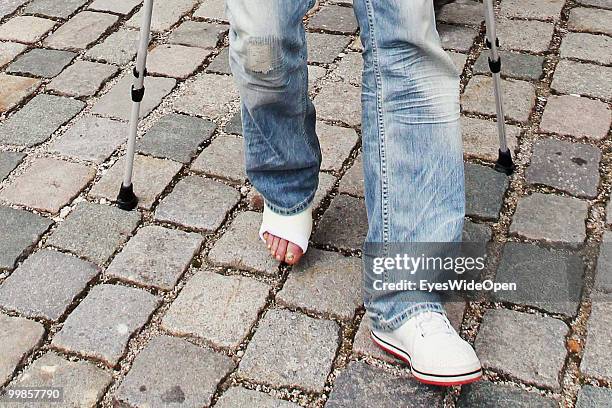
[227,0,465,331]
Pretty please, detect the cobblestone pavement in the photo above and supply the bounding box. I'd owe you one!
[0,0,611,407]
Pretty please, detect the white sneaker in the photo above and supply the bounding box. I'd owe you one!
[370,311,482,386]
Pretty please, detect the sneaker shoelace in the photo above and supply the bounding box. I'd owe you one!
[416,312,454,337]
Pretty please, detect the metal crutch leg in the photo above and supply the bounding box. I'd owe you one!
[482,0,515,175]
[117,0,154,210]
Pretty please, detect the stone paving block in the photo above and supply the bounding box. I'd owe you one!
[576,385,612,408]
[85,28,139,65]
[568,7,612,36]
[47,202,140,264]
[0,151,25,182]
[114,335,235,407]
[332,51,363,85]
[314,81,361,126]
[0,16,56,43]
[510,193,588,244]
[0,250,98,321]
[191,134,246,182]
[155,176,240,231]
[494,242,583,316]
[448,51,467,73]
[173,73,238,119]
[127,0,198,32]
[318,122,359,172]
[540,95,610,140]
[138,113,216,163]
[48,60,118,97]
[475,309,568,391]
[560,32,612,65]
[88,0,141,15]
[0,0,29,19]
[463,220,492,242]
[225,110,243,135]
[314,172,336,210]
[313,195,368,251]
[48,116,125,163]
[526,138,601,198]
[52,284,159,366]
[436,0,484,26]
[8,48,76,79]
[162,270,269,348]
[0,314,45,385]
[44,11,119,51]
[238,309,339,392]
[216,387,299,408]
[461,116,520,162]
[437,23,479,52]
[208,211,280,275]
[92,74,176,121]
[465,163,508,220]
[0,42,27,68]
[595,232,612,293]
[575,0,612,8]
[551,60,612,100]
[0,157,94,213]
[277,249,362,319]
[0,206,51,270]
[473,51,544,81]
[308,4,358,34]
[326,361,445,408]
[7,352,112,407]
[0,93,84,146]
[309,64,327,88]
[462,75,536,123]
[496,18,554,53]
[457,381,558,408]
[168,20,227,49]
[90,154,182,210]
[500,0,564,20]
[306,32,351,64]
[339,155,364,197]
[205,46,230,74]
[24,0,88,18]
[0,73,40,114]
[147,44,210,79]
[581,300,612,381]
[106,226,201,290]
[193,0,226,21]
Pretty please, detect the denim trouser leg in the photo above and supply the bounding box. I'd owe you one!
[226,0,321,216]
[353,0,465,331]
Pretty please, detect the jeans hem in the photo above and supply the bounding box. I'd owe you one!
[264,189,316,216]
[367,302,446,332]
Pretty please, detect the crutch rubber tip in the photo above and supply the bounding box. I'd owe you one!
[494,149,515,175]
[117,183,138,211]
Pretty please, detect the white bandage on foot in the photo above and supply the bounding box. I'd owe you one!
[259,202,313,254]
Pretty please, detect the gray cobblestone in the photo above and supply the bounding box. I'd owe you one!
[473,51,544,81]
[463,220,492,242]
[457,381,558,408]
[595,232,612,293]
[306,32,351,64]
[0,42,27,68]
[127,0,198,32]
[191,134,246,182]
[497,18,554,53]
[0,249,98,321]
[0,206,52,270]
[0,151,25,182]
[138,113,216,163]
[510,193,588,244]
[0,314,45,385]
[155,176,240,231]
[0,16,56,43]
[44,11,118,51]
[465,163,508,220]
[7,352,112,407]
[308,5,358,34]
[162,270,269,348]
[437,0,484,26]
[205,47,231,75]
[106,226,202,290]
[48,61,118,97]
[500,0,564,20]
[540,95,611,140]
[24,0,88,19]
[0,74,40,114]
[114,335,235,407]
[576,386,612,408]
[193,0,226,21]
[7,48,76,78]
[277,249,362,319]
[147,44,210,79]
[47,202,140,264]
[0,0,29,19]
[238,309,339,392]
[560,32,612,65]
[0,157,94,213]
[216,387,299,408]
[313,195,368,251]
[168,20,228,49]
[225,111,243,135]
[568,7,612,36]
[575,0,612,8]
[314,81,361,126]
[475,309,568,391]
[88,0,141,15]
[581,299,612,381]
[174,73,238,119]
[526,138,601,198]
[0,93,85,146]
[437,23,479,52]
[318,122,359,172]
[551,60,612,100]
[52,284,160,366]
[461,116,520,162]
[85,28,139,65]
[338,154,364,197]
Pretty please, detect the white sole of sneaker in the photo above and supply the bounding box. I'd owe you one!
[370,330,482,386]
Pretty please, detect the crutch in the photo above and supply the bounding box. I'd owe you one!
[117,0,154,210]
[482,0,515,175]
